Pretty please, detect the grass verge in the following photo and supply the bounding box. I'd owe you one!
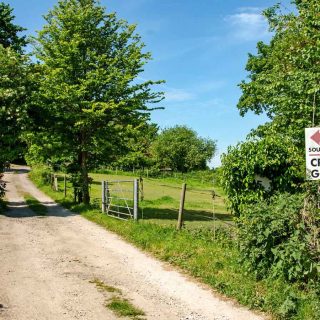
[29,166,320,320]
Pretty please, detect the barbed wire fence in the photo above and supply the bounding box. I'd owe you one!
[138,177,235,230]
[46,172,234,230]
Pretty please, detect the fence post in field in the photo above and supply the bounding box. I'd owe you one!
[139,176,144,201]
[54,174,58,191]
[177,183,187,230]
[64,174,67,197]
[102,181,106,213]
[133,179,139,221]
[212,190,216,239]
[106,181,110,210]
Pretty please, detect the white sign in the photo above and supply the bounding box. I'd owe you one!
[305,127,320,180]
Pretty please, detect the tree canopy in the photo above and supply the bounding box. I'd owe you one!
[151,125,216,173]
[0,2,29,171]
[30,0,164,203]
[0,46,32,166]
[0,2,27,52]
[112,122,159,170]
[238,0,320,145]
[222,0,320,215]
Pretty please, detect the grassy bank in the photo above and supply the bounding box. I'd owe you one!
[29,166,320,320]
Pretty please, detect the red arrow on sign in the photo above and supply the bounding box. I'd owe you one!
[311,130,320,145]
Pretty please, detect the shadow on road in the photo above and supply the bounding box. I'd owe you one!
[2,167,78,219]
[2,200,78,219]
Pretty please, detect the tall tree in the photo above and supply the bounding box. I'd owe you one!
[32,0,163,204]
[222,0,320,215]
[113,122,159,170]
[0,2,29,173]
[0,46,31,166]
[0,3,29,201]
[238,0,320,146]
[151,126,216,172]
[0,2,27,52]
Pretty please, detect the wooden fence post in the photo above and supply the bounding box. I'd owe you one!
[139,176,144,201]
[177,183,187,230]
[64,174,67,197]
[133,179,139,221]
[102,181,106,213]
[54,174,58,191]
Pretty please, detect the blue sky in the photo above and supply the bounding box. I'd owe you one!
[6,0,293,166]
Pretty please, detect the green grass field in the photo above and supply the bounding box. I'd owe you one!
[56,171,232,229]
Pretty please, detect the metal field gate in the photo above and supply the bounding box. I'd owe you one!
[101,179,139,220]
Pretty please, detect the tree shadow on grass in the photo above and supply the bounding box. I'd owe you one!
[140,206,233,222]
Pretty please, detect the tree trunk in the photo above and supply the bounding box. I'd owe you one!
[80,150,90,205]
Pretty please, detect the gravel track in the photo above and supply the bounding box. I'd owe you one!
[0,166,265,320]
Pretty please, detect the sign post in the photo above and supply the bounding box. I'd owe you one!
[305,128,320,180]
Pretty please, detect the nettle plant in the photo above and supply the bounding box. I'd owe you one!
[238,188,320,284]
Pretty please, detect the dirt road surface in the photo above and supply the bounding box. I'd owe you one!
[0,167,265,320]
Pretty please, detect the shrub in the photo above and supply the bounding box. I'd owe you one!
[238,192,320,284]
[221,135,304,216]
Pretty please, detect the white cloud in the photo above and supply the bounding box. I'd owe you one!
[164,88,195,102]
[237,7,263,13]
[196,80,226,93]
[225,7,269,41]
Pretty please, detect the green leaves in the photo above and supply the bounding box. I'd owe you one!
[0,2,27,53]
[0,2,29,197]
[238,191,320,285]
[29,0,164,203]
[238,0,320,145]
[221,134,304,216]
[0,45,32,165]
[150,126,216,173]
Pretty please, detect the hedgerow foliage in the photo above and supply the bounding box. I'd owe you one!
[238,191,320,284]
[221,134,304,216]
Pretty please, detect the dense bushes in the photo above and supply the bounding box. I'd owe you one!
[238,192,320,285]
[221,135,304,216]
